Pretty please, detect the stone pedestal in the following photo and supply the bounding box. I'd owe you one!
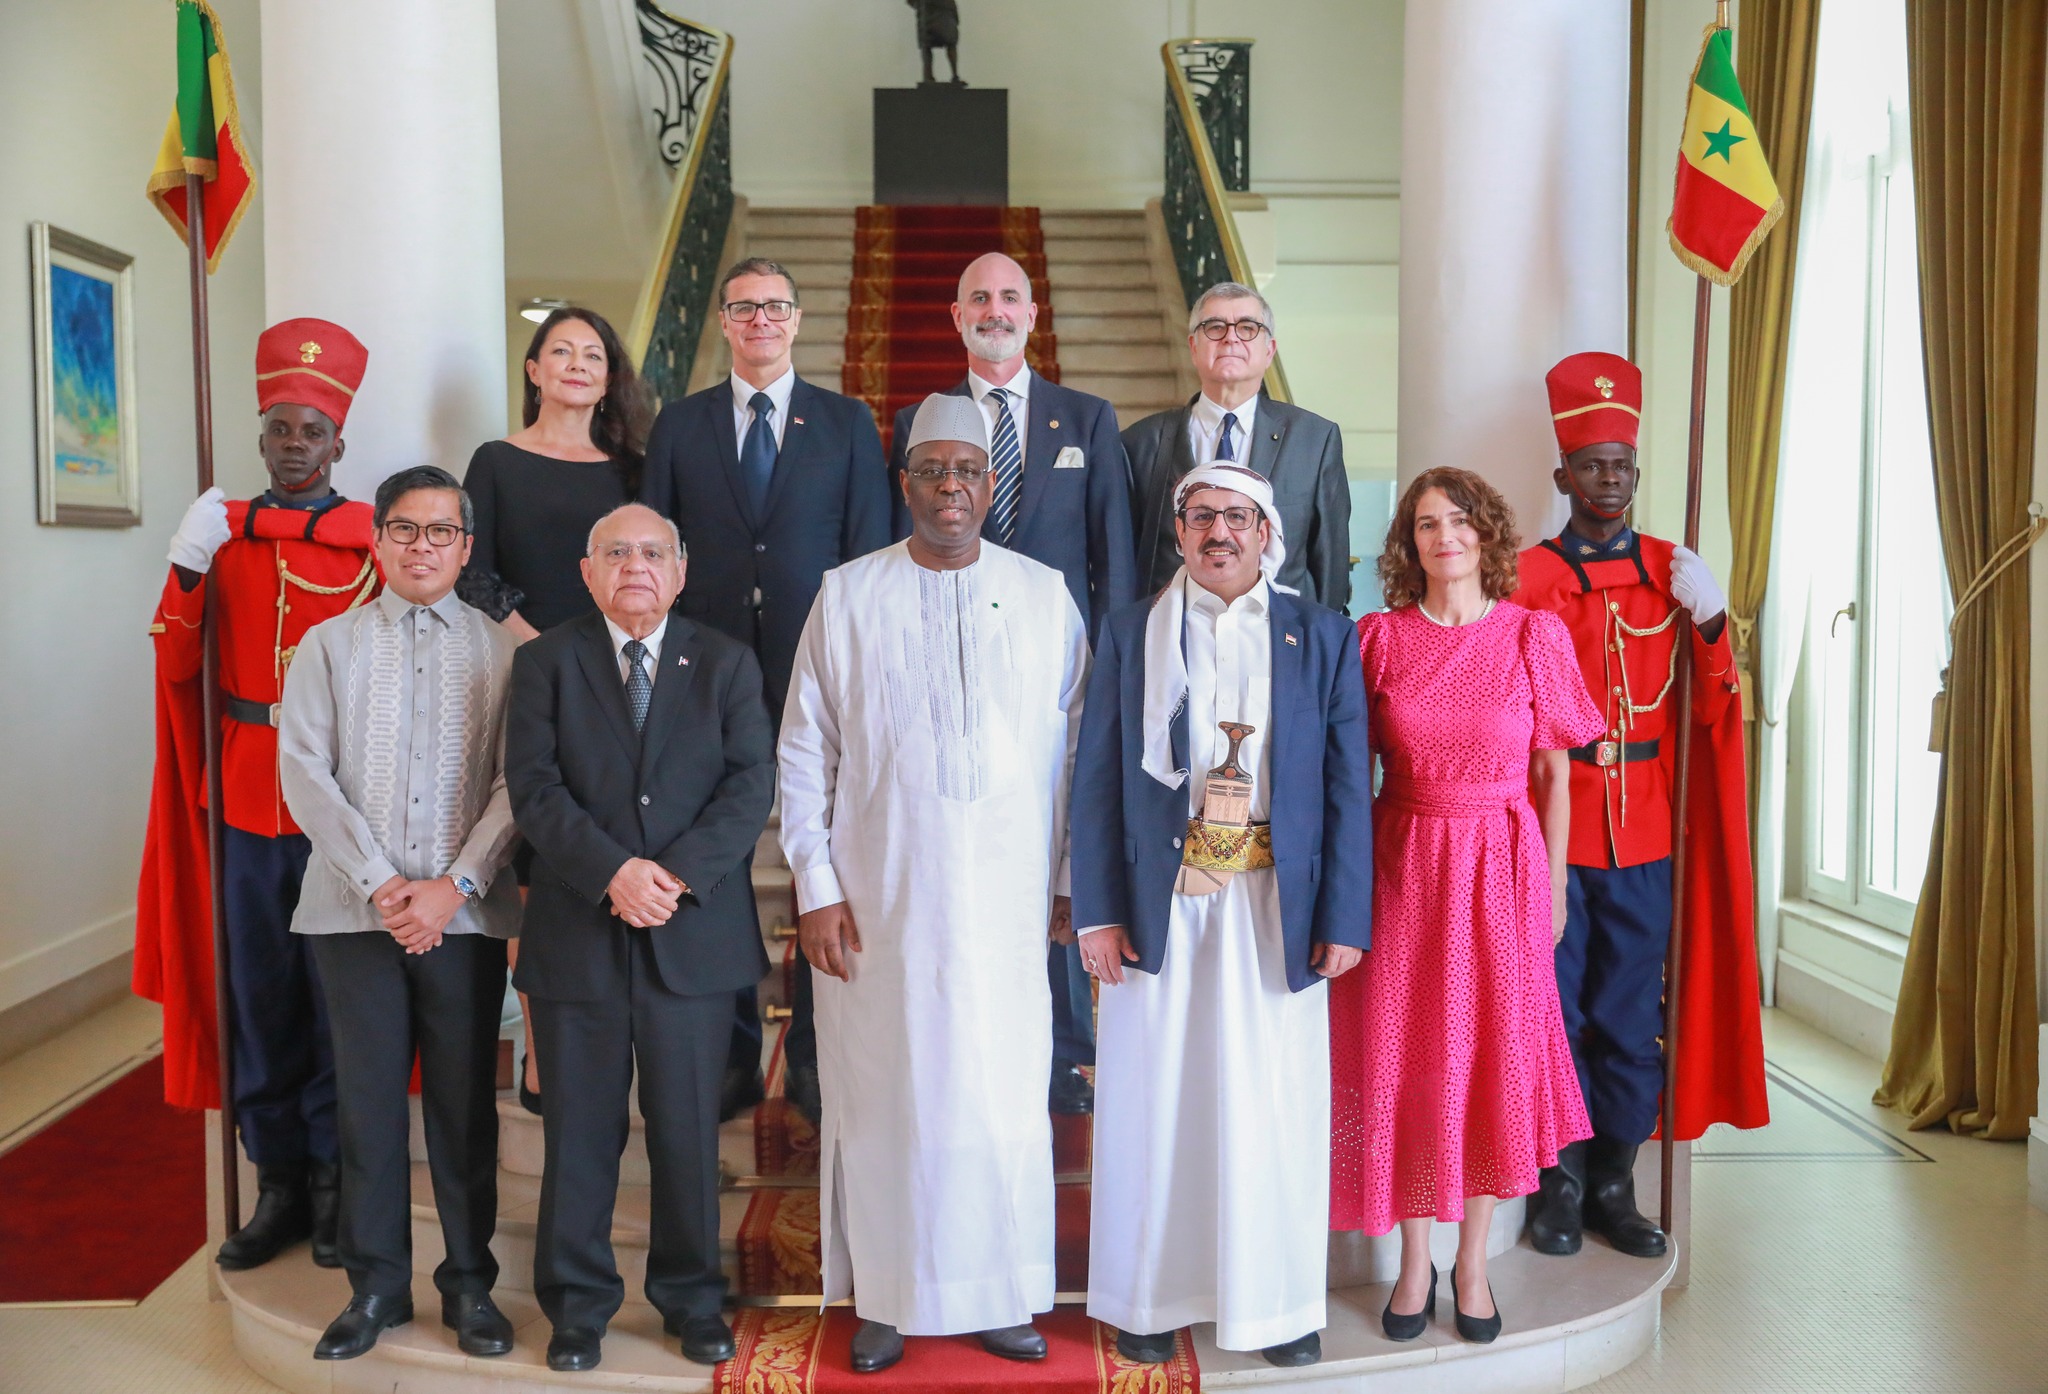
[873,86,1007,205]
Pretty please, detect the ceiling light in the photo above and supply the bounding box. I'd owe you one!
[518,297,571,324]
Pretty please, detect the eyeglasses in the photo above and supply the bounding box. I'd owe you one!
[1194,318,1270,343]
[723,299,796,323]
[906,464,992,484]
[381,521,466,547]
[594,542,679,565]
[1178,505,1263,531]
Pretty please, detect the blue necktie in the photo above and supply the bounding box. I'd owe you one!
[987,387,1023,544]
[1217,411,1239,462]
[622,639,652,731]
[741,391,778,520]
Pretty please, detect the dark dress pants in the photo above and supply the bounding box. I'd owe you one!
[308,930,508,1300]
[223,827,338,1166]
[1556,859,1673,1145]
[530,929,730,1332]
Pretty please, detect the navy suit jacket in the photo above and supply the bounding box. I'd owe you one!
[643,376,891,713]
[1069,586,1373,991]
[889,373,1138,638]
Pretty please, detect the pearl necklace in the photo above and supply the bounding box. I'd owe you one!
[1417,597,1495,628]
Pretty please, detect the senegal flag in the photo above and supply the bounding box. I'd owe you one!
[1668,24,1782,286]
[145,0,256,273]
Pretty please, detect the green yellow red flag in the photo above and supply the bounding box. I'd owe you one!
[145,0,256,273]
[1668,24,1782,285]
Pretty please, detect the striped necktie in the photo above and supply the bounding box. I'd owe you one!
[987,387,1023,544]
[622,639,652,731]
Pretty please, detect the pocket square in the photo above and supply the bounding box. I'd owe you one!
[1053,446,1086,470]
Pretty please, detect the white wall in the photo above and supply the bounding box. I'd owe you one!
[0,0,269,1015]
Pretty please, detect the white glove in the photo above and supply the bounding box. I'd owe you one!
[1669,544,1727,625]
[167,487,231,574]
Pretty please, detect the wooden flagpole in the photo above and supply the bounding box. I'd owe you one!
[183,172,240,1239]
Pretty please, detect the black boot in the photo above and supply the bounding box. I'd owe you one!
[216,1162,312,1270]
[309,1160,342,1268]
[1528,1140,1586,1255]
[1583,1137,1667,1257]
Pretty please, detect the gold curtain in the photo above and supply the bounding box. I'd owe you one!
[1725,0,1822,701]
[1875,0,2045,1139]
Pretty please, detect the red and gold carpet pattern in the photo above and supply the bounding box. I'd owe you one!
[840,205,1062,451]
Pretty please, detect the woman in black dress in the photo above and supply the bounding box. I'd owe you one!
[459,306,649,1111]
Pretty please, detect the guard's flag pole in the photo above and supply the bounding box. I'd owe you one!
[1658,1,1783,1232]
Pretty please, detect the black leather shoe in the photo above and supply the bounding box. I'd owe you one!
[518,1078,543,1116]
[546,1325,604,1372]
[1381,1263,1436,1341]
[720,1063,767,1123]
[308,1160,342,1269]
[215,1163,311,1270]
[1529,1139,1587,1255]
[1116,1328,1178,1363]
[785,1062,823,1128]
[313,1293,413,1360]
[1584,1137,1668,1257]
[978,1322,1047,1361]
[1261,1331,1321,1367]
[850,1319,903,1373]
[442,1293,513,1357]
[665,1313,737,1365]
[1048,1060,1094,1116]
[1450,1264,1501,1344]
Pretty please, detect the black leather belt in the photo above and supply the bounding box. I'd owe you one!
[226,696,281,728]
[1570,738,1658,768]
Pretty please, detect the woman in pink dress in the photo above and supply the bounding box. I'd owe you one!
[1329,467,1604,1344]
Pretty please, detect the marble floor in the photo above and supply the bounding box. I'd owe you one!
[1,1002,2043,1392]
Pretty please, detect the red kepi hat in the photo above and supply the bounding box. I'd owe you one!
[1546,351,1641,455]
[256,318,368,430]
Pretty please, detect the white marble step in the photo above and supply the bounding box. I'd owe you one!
[1048,260,1156,290]
[1042,235,1151,263]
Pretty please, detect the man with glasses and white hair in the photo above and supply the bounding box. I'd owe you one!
[1124,282,1353,611]
[505,503,777,1373]
[641,256,893,1124]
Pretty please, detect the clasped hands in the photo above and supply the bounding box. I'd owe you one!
[1078,925,1362,985]
[608,857,688,928]
[372,874,467,955]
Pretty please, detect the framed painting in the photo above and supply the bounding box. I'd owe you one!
[31,223,141,527]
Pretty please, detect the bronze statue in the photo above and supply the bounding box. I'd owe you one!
[908,0,963,85]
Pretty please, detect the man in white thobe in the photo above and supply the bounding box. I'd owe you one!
[778,393,1089,1375]
[1071,463,1373,1368]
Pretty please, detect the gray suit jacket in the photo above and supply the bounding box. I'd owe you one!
[1122,394,1352,613]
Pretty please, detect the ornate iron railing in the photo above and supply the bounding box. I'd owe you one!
[1162,38,1288,402]
[628,10,733,407]
[637,0,724,168]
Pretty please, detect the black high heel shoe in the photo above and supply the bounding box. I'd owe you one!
[1449,1263,1501,1343]
[1381,1262,1437,1341]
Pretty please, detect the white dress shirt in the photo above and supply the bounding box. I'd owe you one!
[1182,574,1273,821]
[1187,392,1260,467]
[604,613,668,685]
[730,367,796,451]
[968,363,1033,461]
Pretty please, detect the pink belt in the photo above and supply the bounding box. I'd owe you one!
[1378,776,1530,820]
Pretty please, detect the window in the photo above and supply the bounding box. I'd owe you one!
[1787,0,1949,934]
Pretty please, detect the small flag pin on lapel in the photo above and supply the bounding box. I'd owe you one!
[792,417,805,426]
[677,655,689,666]
[1284,633,1299,646]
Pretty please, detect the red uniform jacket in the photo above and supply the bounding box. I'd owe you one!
[134,496,379,1110]
[1512,529,1768,1139]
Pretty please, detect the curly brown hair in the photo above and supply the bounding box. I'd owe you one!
[1377,466,1522,610]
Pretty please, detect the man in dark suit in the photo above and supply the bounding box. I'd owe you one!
[642,256,892,1122]
[886,250,1139,1114]
[506,503,775,1374]
[1124,282,1353,612]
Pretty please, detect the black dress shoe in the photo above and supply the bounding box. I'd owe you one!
[518,1078,543,1116]
[665,1313,737,1365]
[849,1319,903,1374]
[308,1160,342,1269]
[785,1061,823,1128]
[1261,1331,1321,1367]
[1115,1328,1178,1363]
[442,1293,514,1357]
[720,1063,767,1123]
[1530,1139,1587,1255]
[1381,1263,1436,1341]
[547,1325,604,1372]
[978,1322,1047,1361]
[1048,1060,1094,1116]
[215,1163,311,1271]
[1584,1137,1668,1257]
[313,1293,414,1360]
[1450,1264,1501,1344]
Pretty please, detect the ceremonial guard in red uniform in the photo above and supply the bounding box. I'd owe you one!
[1509,352,1767,1259]
[135,319,379,1271]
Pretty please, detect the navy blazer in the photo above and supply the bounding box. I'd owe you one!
[889,374,1138,638]
[1068,586,1372,991]
[642,375,891,712]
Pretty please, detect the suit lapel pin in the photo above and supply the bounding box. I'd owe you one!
[678,654,689,666]
[1048,419,1059,429]
[792,417,805,426]
[1270,432,1281,441]
[1284,632,1299,646]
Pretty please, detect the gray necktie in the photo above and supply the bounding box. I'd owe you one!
[987,387,1023,544]
[622,639,652,731]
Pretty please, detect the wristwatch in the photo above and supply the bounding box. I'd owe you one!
[450,874,480,901]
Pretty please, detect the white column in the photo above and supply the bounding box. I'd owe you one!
[261,0,508,502]
[1398,0,1632,540]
